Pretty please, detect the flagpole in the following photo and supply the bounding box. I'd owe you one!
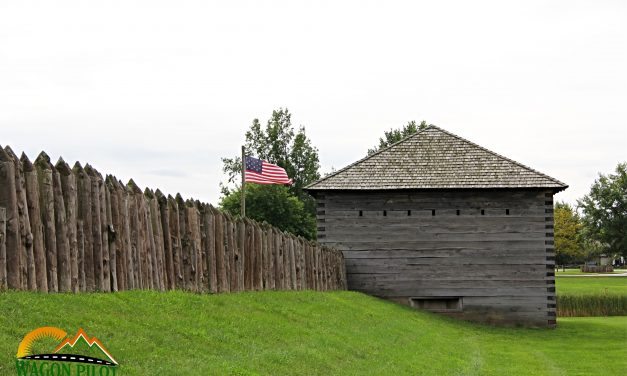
[241,145,246,218]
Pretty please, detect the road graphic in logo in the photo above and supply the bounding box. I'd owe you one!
[15,327,118,375]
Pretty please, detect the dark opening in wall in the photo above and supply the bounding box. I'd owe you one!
[407,210,411,216]
[456,210,460,216]
[409,297,462,312]
[431,209,436,216]
[383,210,387,216]
[481,209,485,215]
[359,210,363,217]
[506,209,510,215]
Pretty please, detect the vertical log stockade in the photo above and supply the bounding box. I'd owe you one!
[0,146,346,293]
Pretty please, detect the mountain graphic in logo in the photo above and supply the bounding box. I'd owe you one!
[16,327,117,367]
[54,328,118,365]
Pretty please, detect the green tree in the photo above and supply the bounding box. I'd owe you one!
[220,184,316,240]
[367,120,431,155]
[578,162,627,258]
[554,201,585,266]
[220,108,320,239]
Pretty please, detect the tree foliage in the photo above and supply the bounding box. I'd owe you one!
[554,201,585,265]
[367,120,431,155]
[220,108,320,240]
[578,162,627,258]
[220,184,316,240]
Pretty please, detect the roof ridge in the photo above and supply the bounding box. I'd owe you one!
[306,125,435,189]
[432,126,567,187]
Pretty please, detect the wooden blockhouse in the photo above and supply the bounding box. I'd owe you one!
[305,126,567,327]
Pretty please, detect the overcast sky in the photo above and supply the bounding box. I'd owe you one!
[1,0,625,206]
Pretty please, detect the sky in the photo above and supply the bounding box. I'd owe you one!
[1,0,625,206]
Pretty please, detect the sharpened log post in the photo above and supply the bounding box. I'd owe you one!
[52,161,70,292]
[0,147,21,290]
[6,146,34,291]
[22,155,47,291]
[157,190,174,290]
[58,159,78,293]
[34,152,58,292]
[204,204,216,293]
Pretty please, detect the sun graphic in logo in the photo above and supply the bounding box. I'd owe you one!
[16,327,67,359]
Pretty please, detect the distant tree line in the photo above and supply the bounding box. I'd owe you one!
[555,162,627,266]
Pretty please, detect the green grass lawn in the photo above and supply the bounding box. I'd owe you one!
[1,291,626,376]
[556,276,627,296]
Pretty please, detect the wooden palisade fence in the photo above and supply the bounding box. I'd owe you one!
[0,146,346,293]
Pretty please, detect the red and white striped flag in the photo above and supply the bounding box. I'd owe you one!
[244,156,293,185]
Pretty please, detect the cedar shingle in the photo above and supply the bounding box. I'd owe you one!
[306,126,567,191]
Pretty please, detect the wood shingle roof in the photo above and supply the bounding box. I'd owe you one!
[306,126,567,191]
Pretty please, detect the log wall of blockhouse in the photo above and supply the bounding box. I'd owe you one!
[0,145,345,293]
[314,189,556,328]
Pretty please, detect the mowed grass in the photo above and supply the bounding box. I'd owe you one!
[1,291,626,375]
[556,276,627,317]
[556,276,627,296]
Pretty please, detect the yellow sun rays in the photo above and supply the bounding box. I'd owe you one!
[16,327,67,358]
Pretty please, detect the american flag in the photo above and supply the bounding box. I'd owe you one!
[245,156,293,185]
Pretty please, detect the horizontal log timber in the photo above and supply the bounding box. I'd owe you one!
[316,188,556,327]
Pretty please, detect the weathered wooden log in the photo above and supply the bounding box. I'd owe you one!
[51,160,71,292]
[305,241,311,290]
[261,224,268,290]
[105,176,118,292]
[274,229,282,290]
[118,180,131,290]
[73,163,91,291]
[34,152,57,292]
[226,214,237,292]
[127,179,143,289]
[212,207,228,292]
[253,221,263,291]
[197,202,207,291]
[236,217,245,291]
[222,212,231,292]
[5,147,33,290]
[266,226,275,290]
[57,159,78,292]
[0,147,21,290]
[138,187,152,289]
[167,195,181,289]
[22,153,46,291]
[0,207,6,289]
[157,190,174,290]
[97,171,110,292]
[85,165,104,290]
[243,218,253,290]
[146,189,162,290]
[298,238,305,290]
[202,204,216,293]
[185,199,201,291]
[107,177,122,291]
[176,194,190,291]
[316,244,323,290]
[289,237,297,290]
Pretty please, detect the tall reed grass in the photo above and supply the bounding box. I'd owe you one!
[557,294,627,317]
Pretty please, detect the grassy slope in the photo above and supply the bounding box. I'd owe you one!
[556,276,627,296]
[1,291,625,376]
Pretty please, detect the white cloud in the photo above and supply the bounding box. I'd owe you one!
[1,0,625,205]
